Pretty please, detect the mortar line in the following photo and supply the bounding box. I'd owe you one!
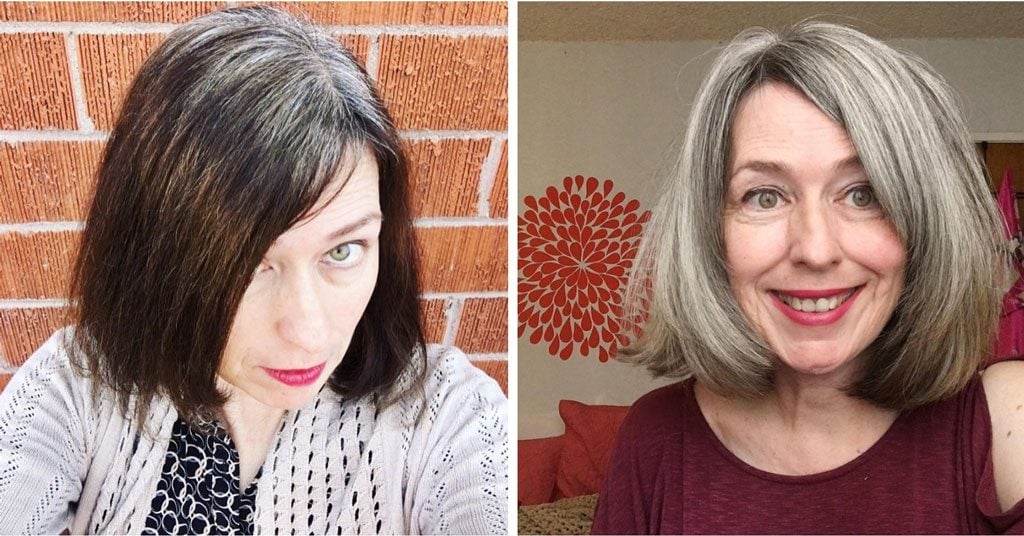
[0,299,72,308]
[0,222,84,233]
[442,297,463,347]
[366,33,380,80]
[476,135,506,217]
[412,217,506,227]
[64,33,96,132]
[420,291,506,300]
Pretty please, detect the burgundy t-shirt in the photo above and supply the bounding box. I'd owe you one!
[592,377,1024,534]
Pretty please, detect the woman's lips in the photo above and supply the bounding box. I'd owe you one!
[770,286,863,326]
[262,363,326,387]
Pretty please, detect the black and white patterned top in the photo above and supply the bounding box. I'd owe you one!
[142,418,261,535]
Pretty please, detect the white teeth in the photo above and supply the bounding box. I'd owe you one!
[778,289,855,313]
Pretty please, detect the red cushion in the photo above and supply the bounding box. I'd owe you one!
[555,400,631,498]
[518,436,564,506]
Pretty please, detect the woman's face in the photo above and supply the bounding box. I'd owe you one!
[722,83,906,379]
[218,148,381,411]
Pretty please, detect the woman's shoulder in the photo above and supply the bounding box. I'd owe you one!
[351,344,505,436]
[14,326,79,370]
[600,380,694,465]
[422,344,504,395]
[981,360,1024,516]
[620,380,693,435]
[399,344,506,420]
[0,327,106,534]
[1,327,95,407]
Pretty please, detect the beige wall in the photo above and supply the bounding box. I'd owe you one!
[518,37,1024,438]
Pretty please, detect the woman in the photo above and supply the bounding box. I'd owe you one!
[593,21,1023,534]
[0,7,507,535]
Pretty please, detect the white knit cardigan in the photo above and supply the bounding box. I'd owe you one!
[0,328,508,535]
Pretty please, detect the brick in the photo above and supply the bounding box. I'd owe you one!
[419,298,447,344]
[378,35,507,131]
[454,297,506,353]
[0,231,80,299]
[0,2,224,22]
[0,141,103,223]
[417,226,506,292]
[0,307,72,367]
[253,2,506,25]
[488,140,507,218]
[0,33,76,130]
[77,34,166,131]
[407,138,489,217]
[337,35,372,74]
[470,359,507,394]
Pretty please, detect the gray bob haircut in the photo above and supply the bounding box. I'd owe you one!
[623,21,1007,409]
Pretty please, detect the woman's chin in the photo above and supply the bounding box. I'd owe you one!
[774,346,860,379]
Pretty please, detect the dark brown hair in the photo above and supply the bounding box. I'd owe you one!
[71,6,425,425]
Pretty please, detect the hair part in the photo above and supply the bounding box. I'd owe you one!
[72,6,425,427]
[622,20,1006,409]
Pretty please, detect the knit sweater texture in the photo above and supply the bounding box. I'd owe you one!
[0,328,508,535]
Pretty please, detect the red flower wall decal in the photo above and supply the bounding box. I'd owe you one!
[519,175,651,361]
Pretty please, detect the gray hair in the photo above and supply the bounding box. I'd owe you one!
[623,21,1006,409]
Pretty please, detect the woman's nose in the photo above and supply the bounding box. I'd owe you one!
[788,201,842,269]
[275,274,331,355]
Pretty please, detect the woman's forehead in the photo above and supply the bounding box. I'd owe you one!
[272,149,381,249]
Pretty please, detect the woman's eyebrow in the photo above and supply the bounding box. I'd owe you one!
[731,154,862,178]
[326,212,383,242]
[832,154,863,173]
[732,159,791,178]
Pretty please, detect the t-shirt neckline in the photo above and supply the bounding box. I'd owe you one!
[685,379,906,484]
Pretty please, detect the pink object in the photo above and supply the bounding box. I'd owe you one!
[261,362,326,387]
[770,286,861,326]
[994,168,1024,363]
[516,400,631,506]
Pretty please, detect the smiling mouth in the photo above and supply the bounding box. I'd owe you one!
[773,288,859,313]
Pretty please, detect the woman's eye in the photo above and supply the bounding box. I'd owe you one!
[746,189,781,209]
[325,242,365,266]
[328,244,351,262]
[845,186,876,208]
[253,262,271,278]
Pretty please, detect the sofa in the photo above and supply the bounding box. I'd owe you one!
[518,400,631,535]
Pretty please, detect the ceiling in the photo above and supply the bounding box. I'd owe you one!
[519,2,1024,42]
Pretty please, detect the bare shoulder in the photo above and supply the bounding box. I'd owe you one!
[982,361,1024,512]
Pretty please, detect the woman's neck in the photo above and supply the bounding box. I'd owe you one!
[694,368,898,476]
[216,378,287,488]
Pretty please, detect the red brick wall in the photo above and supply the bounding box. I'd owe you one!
[0,1,508,392]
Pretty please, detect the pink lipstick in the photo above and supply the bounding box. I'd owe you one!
[262,363,326,387]
[770,286,862,327]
